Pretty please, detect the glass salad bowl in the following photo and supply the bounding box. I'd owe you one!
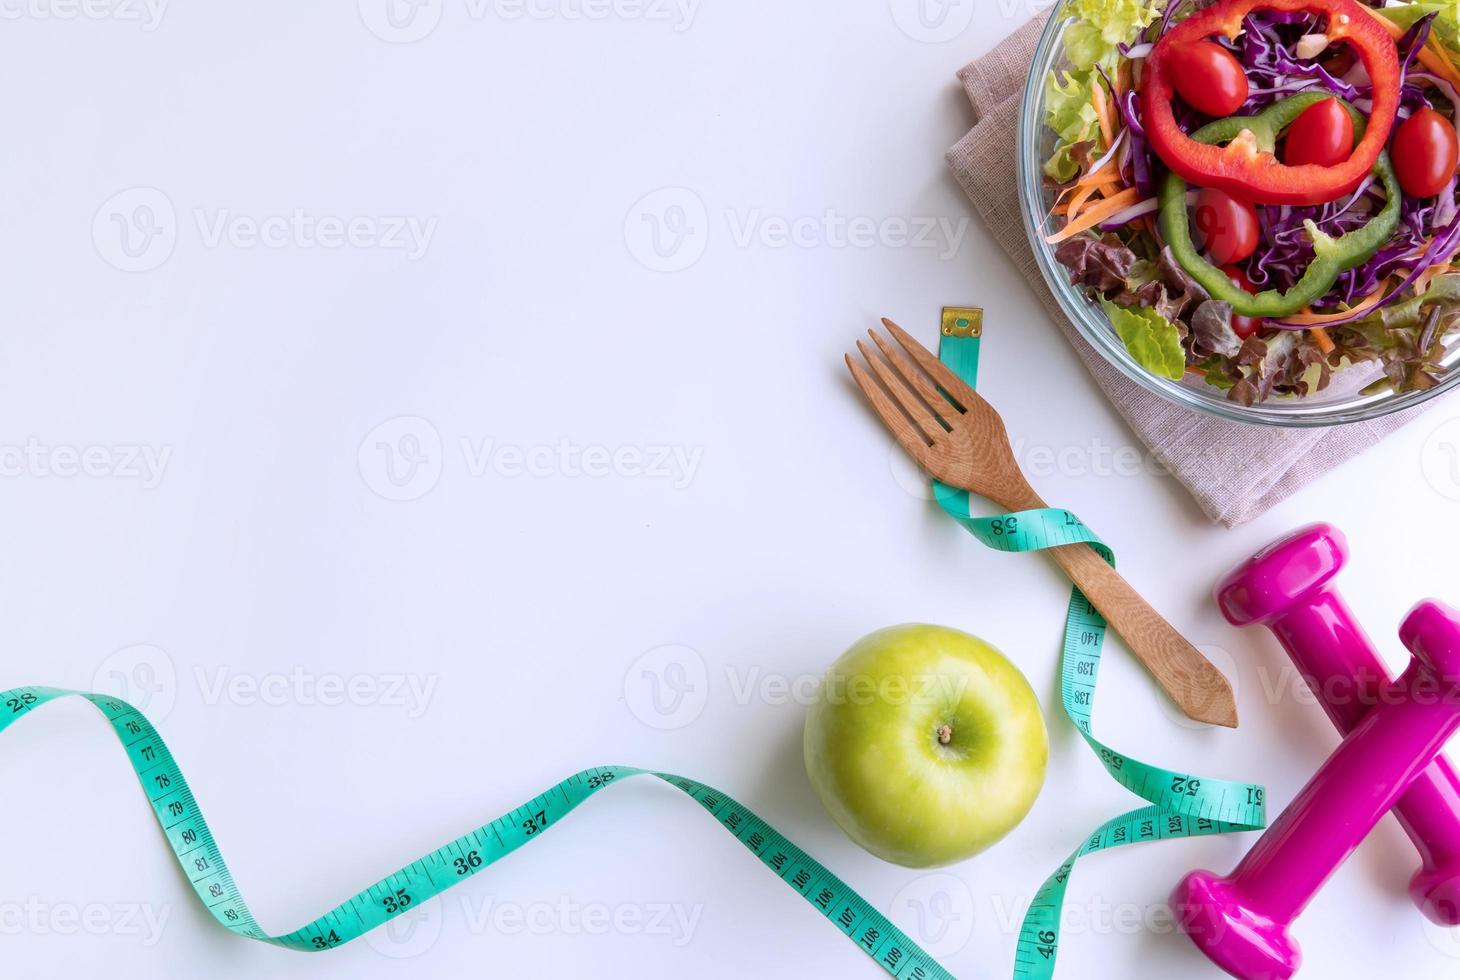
[1018,2,1460,427]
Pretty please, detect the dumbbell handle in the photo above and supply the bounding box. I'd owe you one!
[1267,585,1460,920]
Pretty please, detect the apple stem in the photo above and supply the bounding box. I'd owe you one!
[936,724,953,746]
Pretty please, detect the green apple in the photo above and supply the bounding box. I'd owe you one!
[803,623,1048,868]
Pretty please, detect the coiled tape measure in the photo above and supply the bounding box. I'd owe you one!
[0,309,1264,977]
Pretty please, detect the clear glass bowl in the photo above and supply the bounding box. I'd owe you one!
[1018,4,1460,427]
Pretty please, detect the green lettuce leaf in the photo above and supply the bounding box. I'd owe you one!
[1101,299,1187,380]
[1042,69,1101,180]
[1063,0,1165,69]
[1380,2,1460,53]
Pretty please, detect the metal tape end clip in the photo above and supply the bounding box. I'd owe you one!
[941,307,983,338]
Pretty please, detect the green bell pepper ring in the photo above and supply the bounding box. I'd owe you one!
[1159,94,1401,320]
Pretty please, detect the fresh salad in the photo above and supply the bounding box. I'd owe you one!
[1043,0,1460,404]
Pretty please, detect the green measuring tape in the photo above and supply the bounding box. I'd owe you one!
[0,311,1265,978]
[933,309,1265,978]
[0,686,954,978]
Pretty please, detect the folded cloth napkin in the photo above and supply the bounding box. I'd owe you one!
[947,14,1433,527]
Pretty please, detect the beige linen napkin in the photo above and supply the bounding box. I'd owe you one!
[947,15,1433,527]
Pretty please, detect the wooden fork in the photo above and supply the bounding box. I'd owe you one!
[846,318,1238,729]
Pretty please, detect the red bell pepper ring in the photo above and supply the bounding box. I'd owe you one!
[1142,0,1400,206]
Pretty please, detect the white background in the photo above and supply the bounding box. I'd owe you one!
[2,1,1460,977]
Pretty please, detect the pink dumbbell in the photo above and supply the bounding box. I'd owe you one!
[1172,600,1460,980]
[1215,523,1460,926]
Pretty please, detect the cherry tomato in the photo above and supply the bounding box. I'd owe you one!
[1220,264,1265,339]
[1193,188,1259,266]
[1391,107,1460,199]
[1281,97,1355,167]
[1165,40,1249,118]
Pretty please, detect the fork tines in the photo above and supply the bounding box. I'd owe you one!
[844,318,977,457]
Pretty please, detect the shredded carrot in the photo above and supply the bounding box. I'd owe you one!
[1309,326,1336,354]
[1074,156,1119,188]
[1092,81,1116,148]
[1116,60,1133,102]
[1417,262,1453,293]
[1044,188,1143,244]
[1279,283,1390,325]
[1065,182,1102,218]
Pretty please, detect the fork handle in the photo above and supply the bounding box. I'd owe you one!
[1044,540,1238,728]
[998,481,1238,727]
